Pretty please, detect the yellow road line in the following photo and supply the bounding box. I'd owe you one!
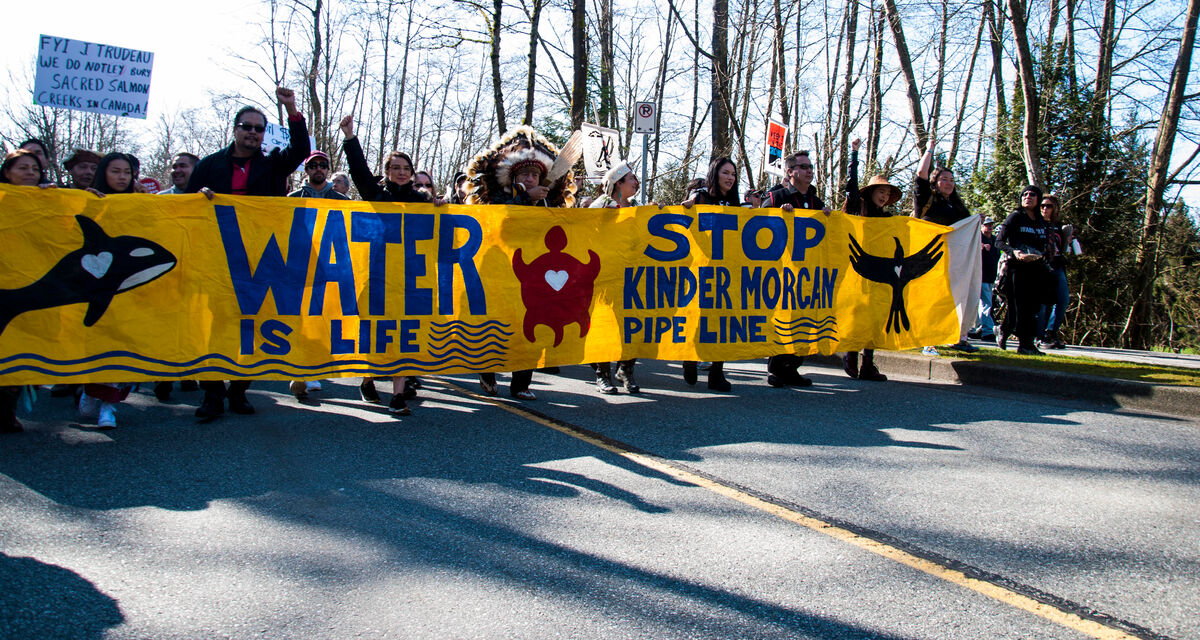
[442,380,1146,640]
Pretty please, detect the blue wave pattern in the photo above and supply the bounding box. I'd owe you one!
[427,320,512,370]
[772,315,839,346]
[0,320,515,378]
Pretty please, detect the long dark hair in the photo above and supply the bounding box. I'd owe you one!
[921,165,969,217]
[92,152,138,194]
[382,151,414,186]
[704,156,740,205]
[1017,184,1044,217]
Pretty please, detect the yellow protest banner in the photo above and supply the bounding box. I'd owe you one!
[0,185,962,384]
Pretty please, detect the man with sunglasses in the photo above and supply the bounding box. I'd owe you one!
[760,151,830,389]
[186,86,310,420]
[186,86,310,200]
[288,151,347,200]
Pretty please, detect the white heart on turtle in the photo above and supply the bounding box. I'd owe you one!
[81,252,113,279]
[544,270,569,291]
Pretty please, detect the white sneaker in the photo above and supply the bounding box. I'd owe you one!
[98,403,117,429]
[78,392,100,417]
[305,381,322,392]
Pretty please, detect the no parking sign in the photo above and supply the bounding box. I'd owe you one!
[634,102,657,135]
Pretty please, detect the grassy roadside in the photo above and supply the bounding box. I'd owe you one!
[916,348,1200,387]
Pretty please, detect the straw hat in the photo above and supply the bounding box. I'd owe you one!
[860,175,901,207]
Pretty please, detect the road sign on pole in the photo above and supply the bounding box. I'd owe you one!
[634,102,657,135]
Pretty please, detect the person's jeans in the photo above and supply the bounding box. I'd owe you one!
[976,282,994,336]
[1038,266,1069,337]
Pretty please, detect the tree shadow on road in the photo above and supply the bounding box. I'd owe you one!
[0,552,123,639]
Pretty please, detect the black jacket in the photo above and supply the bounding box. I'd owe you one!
[914,176,969,225]
[763,182,824,211]
[995,209,1048,259]
[186,115,310,196]
[843,151,891,218]
[690,188,744,207]
[342,136,431,204]
[981,232,1001,283]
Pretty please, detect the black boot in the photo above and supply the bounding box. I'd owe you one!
[858,351,887,381]
[842,352,859,379]
[593,363,618,395]
[153,381,173,402]
[682,361,698,385]
[1017,340,1044,356]
[616,360,640,393]
[707,361,731,392]
[195,392,225,420]
[226,382,255,414]
[0,388,22,433]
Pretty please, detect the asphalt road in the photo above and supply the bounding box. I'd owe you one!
[1,360,1197,639]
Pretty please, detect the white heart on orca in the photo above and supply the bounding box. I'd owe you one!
[544,270,569,291]
[81,252,113,279]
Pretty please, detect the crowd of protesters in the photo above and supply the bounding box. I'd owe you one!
[0,86,1079,433]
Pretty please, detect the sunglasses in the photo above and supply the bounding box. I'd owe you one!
[236,122,266,133]
[1040,203,1055,209]
[306,162,329,170]
[795,163,813,170]
[414,182,433,189]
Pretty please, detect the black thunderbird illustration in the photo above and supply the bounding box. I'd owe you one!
[0,215,177,336]
[848,234,944,333]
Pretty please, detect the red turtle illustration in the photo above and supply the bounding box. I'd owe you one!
[512,225,601,346]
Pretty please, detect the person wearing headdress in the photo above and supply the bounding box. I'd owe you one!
[464,126,578,400]
[841,137,897,381]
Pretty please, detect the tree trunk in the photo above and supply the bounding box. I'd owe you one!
[598,0,616,127]
[1095,0,1116,111]
[928,0,948,143]
[523,0,544,126]
[736,0,763,186]
[376,0,395,163]
[570,0,587,129]
[712,0,731,157]
[773,0,790,128]
[306,0,324,151]
[390,2,414,157]
[949,10,986,169]
[837,0,859,188]
[682,0,702,179]
[986,0,1007,122]
[866,4,883,169]
[1124,0,1200,348]
[490,0,507,135]
[1065,0,1077,96]
[882,0,927,151]
[650,6,677,200]
[1006,0,1043,186]
[973,64,992,177]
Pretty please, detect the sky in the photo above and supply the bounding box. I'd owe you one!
[7,1,1199,211]
[5,1,262,128]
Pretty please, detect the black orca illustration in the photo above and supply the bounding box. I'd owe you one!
[848,234,944,333]
[0,215,177,335]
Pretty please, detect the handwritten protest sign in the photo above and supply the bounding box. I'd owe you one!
[0,185,977,384]
[764,120,788,178]
[263,121,317,172]
[33,35,154,119]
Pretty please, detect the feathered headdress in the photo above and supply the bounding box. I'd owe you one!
[465,126,576,207]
